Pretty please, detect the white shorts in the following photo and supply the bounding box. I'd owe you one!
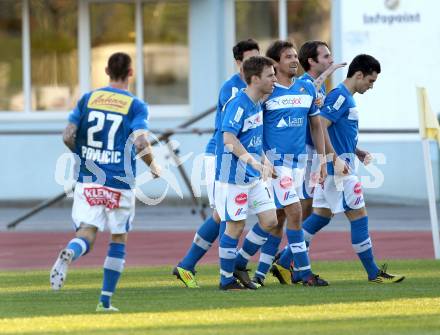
[312,175,365,214]
[214,179,276,222]
[268,166,302,208]
[72,182,135,234]
[204,155,216,208]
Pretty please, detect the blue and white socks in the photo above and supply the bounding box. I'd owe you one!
[302,213,331,247]
[351,216,379,280]
[178,216,220,272]
[66,237,90,261]
[278,229,312,280]
[219,234,238,286]
[255,234,282,280]
[100,243,126,308]
[235,223,269,270]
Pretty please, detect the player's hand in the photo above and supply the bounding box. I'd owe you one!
[150,162,161,179]
[333,156,350,176]
[319,161,328,183]
[329,62,347,72]
[263,161,277,180]
[314,92,324,108]
[356,149,373,165]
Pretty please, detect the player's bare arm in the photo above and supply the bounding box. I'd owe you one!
[314,62,347,92]
[133,130,161,178]
[223,132,263,174]
[309,115,327,182]
[355,147,372,165]
[319,116,349,175]
[62,123,78,152]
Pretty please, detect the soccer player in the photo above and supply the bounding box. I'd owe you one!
[240,40,328,287]
[305,54,405,283]
[50,52,161,311]
[173,39,260,288]
[216,55,278,290]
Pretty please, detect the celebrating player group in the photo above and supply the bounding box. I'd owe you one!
[50,38,405,312]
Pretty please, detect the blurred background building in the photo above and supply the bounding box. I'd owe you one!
[0,0,438,204]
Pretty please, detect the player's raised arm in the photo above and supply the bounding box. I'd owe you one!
[133,130,161,178]
[314,62,347,92]
[62,123,78,152]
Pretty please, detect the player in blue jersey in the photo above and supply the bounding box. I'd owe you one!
[298,41,338,220]
[235,40,328,287]
[306,54,405,283]
[173,39,260,288]
[215,55,278,290]
[50,52,161,311]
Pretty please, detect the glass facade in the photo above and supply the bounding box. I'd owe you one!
[90,2,136,92]
[235,0,279,52]
[0,0,331,114]
[30,0,78,111]
[143,1,189,105]
[0,1,22,111]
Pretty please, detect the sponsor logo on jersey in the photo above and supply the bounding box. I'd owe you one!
[276,116,304,128]
[280,176,293,189]
[248,135,262,148]
[242,111,263,132]
[235,193,248,205]
[332,95,346,111]
[83,187,121,209]
[234,107,244,122]
[265,94,313,110]
[88,91,133,114]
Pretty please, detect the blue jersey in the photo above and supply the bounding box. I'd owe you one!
[320,83,358,175]
[215,90,263,185]
[298,72,327,147]
[263,80,319,168]
[205,73,246,155]
[68,86,149,189]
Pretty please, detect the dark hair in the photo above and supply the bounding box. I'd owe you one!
[347,54,381,78]
[298,40,329,71]
[265,40,295,63]
[232,39,260,61]
[107,52,132,81]
[242,56,275,84]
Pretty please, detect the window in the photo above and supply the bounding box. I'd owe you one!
[235,0,279,52]
[287,0,331,77]
[0,1,22,111]
[90,2,136,92]
[30,0,78,111]
[143,1,189,105]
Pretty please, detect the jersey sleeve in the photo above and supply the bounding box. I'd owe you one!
[304,81,320,117]
[320,89,348,123]
[68,93,87,126]
[221,100,244,136]
[130,99,150,132]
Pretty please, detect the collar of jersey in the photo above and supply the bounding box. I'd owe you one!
[274,79,296,90]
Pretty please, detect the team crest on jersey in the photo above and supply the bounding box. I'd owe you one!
[88,91,133,115]
[83,187,121,209]
[235,193,248,205]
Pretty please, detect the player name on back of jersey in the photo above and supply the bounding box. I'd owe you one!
[81,146,121,164]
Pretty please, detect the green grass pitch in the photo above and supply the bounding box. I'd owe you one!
[0,259,439,335]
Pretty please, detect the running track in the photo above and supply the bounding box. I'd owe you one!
[0,231,434,270]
